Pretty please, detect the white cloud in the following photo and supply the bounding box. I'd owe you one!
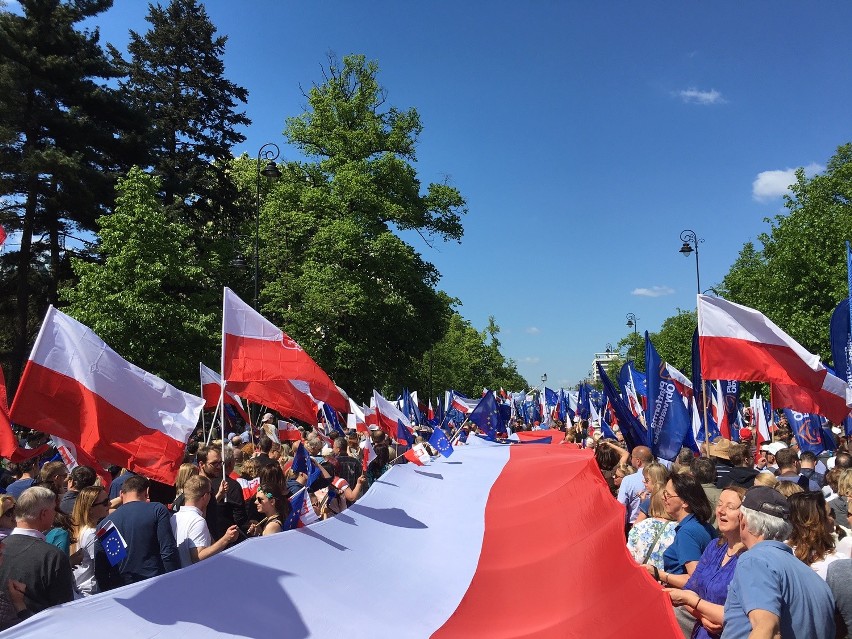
[752,163,824,202]
[676,88,726,105]
[523,357,540,364]
[525,326,540,335]
[632,286,675,298]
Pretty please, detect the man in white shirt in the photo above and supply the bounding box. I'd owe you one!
[171,475,239,568]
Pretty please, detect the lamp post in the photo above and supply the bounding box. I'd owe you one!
[679,229,704,295]
[541,373,547,390]
[626,313,638,362]
[255,143,281,309]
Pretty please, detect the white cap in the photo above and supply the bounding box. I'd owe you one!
[262,413,275,423]
[321,445,334,456]
[760,442,787,455]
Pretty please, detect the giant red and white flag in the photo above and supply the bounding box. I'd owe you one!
[698,294,852,423]
[4,442,681,638]
[221,288,347,424]
[10,307,204,484]
[199,362,251,424]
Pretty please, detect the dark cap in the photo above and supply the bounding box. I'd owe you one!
[743,486,790,519]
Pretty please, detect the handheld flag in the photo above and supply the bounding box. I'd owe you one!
[698,294,852,423]
[10,306,204,484]
[403,443,431,466]
[291,442,310,475]
[646,333,694,462]
[221,288,346,424]
[428,427,454,458]
[96,520,128,566]
[468,392,500,440]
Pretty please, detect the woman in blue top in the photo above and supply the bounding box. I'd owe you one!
[645,472,715,588]
[664,486,747,639]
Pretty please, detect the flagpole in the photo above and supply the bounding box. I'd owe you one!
[219,288,228,504]
[205,402,221,446]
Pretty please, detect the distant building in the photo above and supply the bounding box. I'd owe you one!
[591,351,620,384]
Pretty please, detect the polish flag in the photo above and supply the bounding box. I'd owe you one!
[403,443,430,466]
[427,400,435,422]
[199,363,250,424]
[9,443,682,638]
[236,476,260,502]
[0,366,46,463]
[51,435,112,490]
[361,436,377,472]
[0,225,6,246]
[277,420,303,442]
[346,399,367,433]
[10,307,204,484]
[373,390,411,437]
[451,393,477,414]
[221,288,347,424]
[698,294,852,423]
[750,395,771,446]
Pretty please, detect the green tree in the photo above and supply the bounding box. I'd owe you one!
[0,0,143,390]
[241,55,467,400]
[117,0,250,232]
[720,144,852,363]
[652,309,696,377]
[421,312,526,399]
[61,167,217,391]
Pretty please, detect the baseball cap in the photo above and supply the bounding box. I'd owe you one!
[262,412,275,423]
[742,486,790,519]
[760,442,787,455]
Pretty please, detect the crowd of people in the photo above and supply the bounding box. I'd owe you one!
[0,411,850,637]
[593,417,852,639]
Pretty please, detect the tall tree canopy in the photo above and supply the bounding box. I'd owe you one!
[419,312,527,399]
[242,55,467,401]
[61,167,217,392]
[0,0,143,390]
[117,0,250,233]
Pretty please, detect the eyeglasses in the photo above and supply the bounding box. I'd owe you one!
[206,460,223,467]
[92,499,110,507]
[718,504,741,513]
[663,489,679,501]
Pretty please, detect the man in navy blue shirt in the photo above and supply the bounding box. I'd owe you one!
[94,475,179,591]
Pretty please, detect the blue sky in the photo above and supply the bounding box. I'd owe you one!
[11,1,852,390]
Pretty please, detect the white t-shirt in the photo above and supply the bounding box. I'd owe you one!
[170,506,211,568]
[73,527,98,597]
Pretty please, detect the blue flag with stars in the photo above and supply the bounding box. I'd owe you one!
[396,419,414,447]
[429,427,454,457]
[96,520,127,567]
[469,392,500,440]
[291,443,310,475]
[283,489,306,531]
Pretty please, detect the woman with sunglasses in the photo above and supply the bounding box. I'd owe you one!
[664,486,747,639]
[645,473,715,588]
[248,483,289,536]
[71,486,111,596]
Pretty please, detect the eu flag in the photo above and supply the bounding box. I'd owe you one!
[291,443,310,475]
[96,521,127,567]
[396,419,414,447]
[469,392,500,439]
[429,427,454,457]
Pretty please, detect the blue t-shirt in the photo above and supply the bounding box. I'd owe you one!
[722,540,835,639]
[663,513,715,574]
[684,541,739,639]
[4,478,35,500]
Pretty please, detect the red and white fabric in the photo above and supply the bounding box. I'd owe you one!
[698,294,852,423]
[10,306,204,484]
[221,288,347,424]
[4,442,681,638]
[373,389,411,436]
[199,362,250,424]
[277,420,303,442]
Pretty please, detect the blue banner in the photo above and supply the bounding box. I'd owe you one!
[782,409,827,455]
[645,332,694,462]
[830,298,852,437]
[596,362,645,451]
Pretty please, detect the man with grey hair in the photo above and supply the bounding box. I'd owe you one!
[722,486,835,638]
[0,486,74,614]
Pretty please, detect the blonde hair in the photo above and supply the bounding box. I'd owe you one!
[648,489,673,520]
[174,463,199,494]
[776,481,804,498]
[642,462,669,491]
[753,472,779,489]
[72,486,105,537]
[838,469,852,498]
[183,475,212,502]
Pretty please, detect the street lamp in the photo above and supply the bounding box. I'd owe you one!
[626,312,638,336]
[255,143,281,309]
[679,229,704,295]
[541,373,547,388]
